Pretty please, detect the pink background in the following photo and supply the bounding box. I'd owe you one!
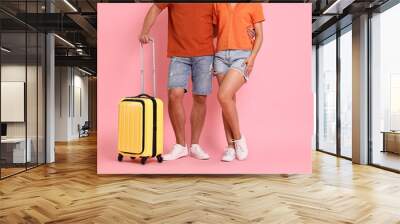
[97,3,313,174]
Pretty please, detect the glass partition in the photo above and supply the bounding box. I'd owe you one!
[0,1,46,179]
[1,31,28,178]
[27,30,38,169]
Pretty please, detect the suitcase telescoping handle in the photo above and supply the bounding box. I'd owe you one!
[137,93,153,98]
[139,39,156,97]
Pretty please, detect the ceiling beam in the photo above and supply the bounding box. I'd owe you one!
[55,55,96,69]
[67,13,97,40]
[322,0,356,14]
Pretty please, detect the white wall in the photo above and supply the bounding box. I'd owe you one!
[1,64,46,164]
[55,67,89,141]
[1,65,41,138]
[1,66,25,130]
[55,66,70,141]
[71,72,89,138]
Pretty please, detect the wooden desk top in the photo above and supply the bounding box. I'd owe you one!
[381,131,400,134]
[1,138,30,144]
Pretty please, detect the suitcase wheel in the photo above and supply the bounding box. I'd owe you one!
[156,155,163,163]
[117,153,123,162]
[140,157,148,165]
[130,157,135,160]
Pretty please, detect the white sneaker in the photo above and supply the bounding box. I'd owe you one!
[190,144,210,160]
[163,144,188,161]
[221,147,236,162]
[234,136,248,161]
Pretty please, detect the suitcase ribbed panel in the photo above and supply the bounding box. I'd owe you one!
[118,101,143,154]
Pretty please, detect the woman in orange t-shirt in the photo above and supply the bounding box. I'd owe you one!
[213,3,264,162]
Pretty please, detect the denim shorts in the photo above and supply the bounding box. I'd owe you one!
[168,56,213,95]
[214,50,252,81]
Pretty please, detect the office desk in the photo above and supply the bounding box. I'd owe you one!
[382,131,400,154]
[1,138,32,163]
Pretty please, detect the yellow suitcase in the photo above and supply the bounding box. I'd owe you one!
[117,40,163,165]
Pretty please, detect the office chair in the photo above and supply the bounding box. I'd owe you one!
[79,121,90,138]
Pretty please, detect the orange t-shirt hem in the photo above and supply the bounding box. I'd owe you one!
[167,50,214,58]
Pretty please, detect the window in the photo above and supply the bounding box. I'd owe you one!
[317,36,337,154]
[370,3,400,171]
[339,27,352,158]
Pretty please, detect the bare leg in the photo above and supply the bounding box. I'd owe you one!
[217,70,246,140]
[168,88,186,146]
[216,75,236,148]
[190,95,207,144]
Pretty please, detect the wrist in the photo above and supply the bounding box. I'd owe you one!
[249,54,256,61]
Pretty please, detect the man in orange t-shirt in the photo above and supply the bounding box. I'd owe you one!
[139,4,214,161]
